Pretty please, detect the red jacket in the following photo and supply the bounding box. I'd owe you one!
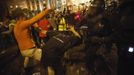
[38,19,50,38]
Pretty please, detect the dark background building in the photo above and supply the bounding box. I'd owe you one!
[0,0,9,21]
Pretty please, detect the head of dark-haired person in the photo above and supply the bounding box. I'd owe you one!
[87,0,105,17]
[80,0,105,26]
[11,8,27,20]
[65,13,79,32]
[118,0,134,27]
[66,13,77,25]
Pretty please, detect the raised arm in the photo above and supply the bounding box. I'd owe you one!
[21,9,51,28]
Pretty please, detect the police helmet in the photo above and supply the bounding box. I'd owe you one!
[90,0,105,14]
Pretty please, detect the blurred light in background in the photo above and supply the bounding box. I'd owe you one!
[15,5,18,8]
[72,0,91,6]
[128,47,134,53]
[10,5,13,9]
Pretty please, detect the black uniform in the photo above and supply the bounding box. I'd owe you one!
[41,31,81,75]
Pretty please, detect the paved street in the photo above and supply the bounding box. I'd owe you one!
[0,44,134,75]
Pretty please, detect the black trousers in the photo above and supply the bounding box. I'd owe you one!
[41,37,65,75]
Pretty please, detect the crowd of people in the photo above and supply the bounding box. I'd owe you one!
[0,0,134,75]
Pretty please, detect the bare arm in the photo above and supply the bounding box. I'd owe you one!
[21,9,51,28]
[69,26,81,38]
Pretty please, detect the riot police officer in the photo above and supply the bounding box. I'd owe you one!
[79,0,118,75]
